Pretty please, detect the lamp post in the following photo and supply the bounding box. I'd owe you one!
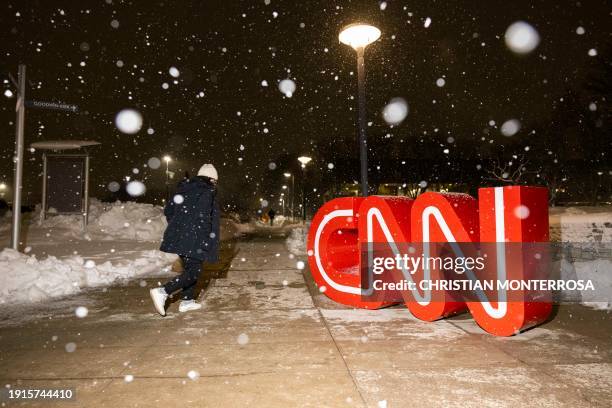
[163,155,172,200]
[339,23,381,197]
[280,193,285,216]
[284,172,295,222]
[297,156,312,222]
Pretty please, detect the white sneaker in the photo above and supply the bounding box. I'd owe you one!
[149,287,168,316]
[179,300,203,313]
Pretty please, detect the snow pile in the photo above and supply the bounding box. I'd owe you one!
[549,207,612,242]
[0,248,175,304]
[95,201,166,240]
[549,207,612,310]
[564,259,612,311]
[34,199,252,242]
[286,226,307,255]
[33,199,166,241]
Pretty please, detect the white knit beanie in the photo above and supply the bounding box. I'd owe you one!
[197,164,218,180]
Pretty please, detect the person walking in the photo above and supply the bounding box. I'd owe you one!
[267,208,276,226]
[149,164,220,315]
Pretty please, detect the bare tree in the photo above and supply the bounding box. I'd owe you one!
[486,154,532,184]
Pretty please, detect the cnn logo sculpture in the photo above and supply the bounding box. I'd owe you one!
[307,186,551,336]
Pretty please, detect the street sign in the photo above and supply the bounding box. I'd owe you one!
[25,100,78,112]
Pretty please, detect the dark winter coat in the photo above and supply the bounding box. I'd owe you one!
[160,176,220,262]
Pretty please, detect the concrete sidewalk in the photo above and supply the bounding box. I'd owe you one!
[1,232,611,407]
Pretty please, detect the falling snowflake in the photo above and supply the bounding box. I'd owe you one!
[75,306,88,318]
[382,98,409,125]
[278,79,296,97]
[169,66,180,78]
[126,181,146,197]
[504,21,540,54]
[147,157,161,169]
[500,119,521,137]
[513,205,530,219]
[237,333,249,345]
[115,109,143,134]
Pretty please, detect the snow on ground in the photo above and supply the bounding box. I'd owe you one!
[0,199,254,305]
[0,248,175,304]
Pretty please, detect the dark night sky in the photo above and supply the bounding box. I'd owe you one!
[0,0,610,210]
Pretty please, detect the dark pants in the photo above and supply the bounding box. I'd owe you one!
[270,217,274,226]
[163,256,202,300]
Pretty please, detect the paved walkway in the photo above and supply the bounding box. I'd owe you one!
[1,231,611,407]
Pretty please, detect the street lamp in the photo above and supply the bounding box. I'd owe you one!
[284,172,295,222]
[280,192,285,216]
[163,155,172,200]
[297,156,312,222]
[339,23,381,196]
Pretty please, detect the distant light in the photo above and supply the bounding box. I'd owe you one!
[0,183,6,190]
[283,172,291,178]
[4,89,13,98]
[298,156,312,166]
[339,24,381,50]
[163,155,172,163]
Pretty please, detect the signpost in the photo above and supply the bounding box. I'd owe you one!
[8,64,79,250]
[10,65,26,250]
[25,100,78,113]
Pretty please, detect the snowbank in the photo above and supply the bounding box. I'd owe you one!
[32,199,251,242]
[566,259,612,311]
[550,206,612,242]
[31,199,166,241]
[0,248,176,305]
[286,225,307,256]
[549,207,612,310]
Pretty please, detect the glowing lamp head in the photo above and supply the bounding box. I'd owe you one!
[163,155,171,163]
[297,156,312,166]
[339,24,381,50]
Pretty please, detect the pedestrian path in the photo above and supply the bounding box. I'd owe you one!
[1,232,611,407]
